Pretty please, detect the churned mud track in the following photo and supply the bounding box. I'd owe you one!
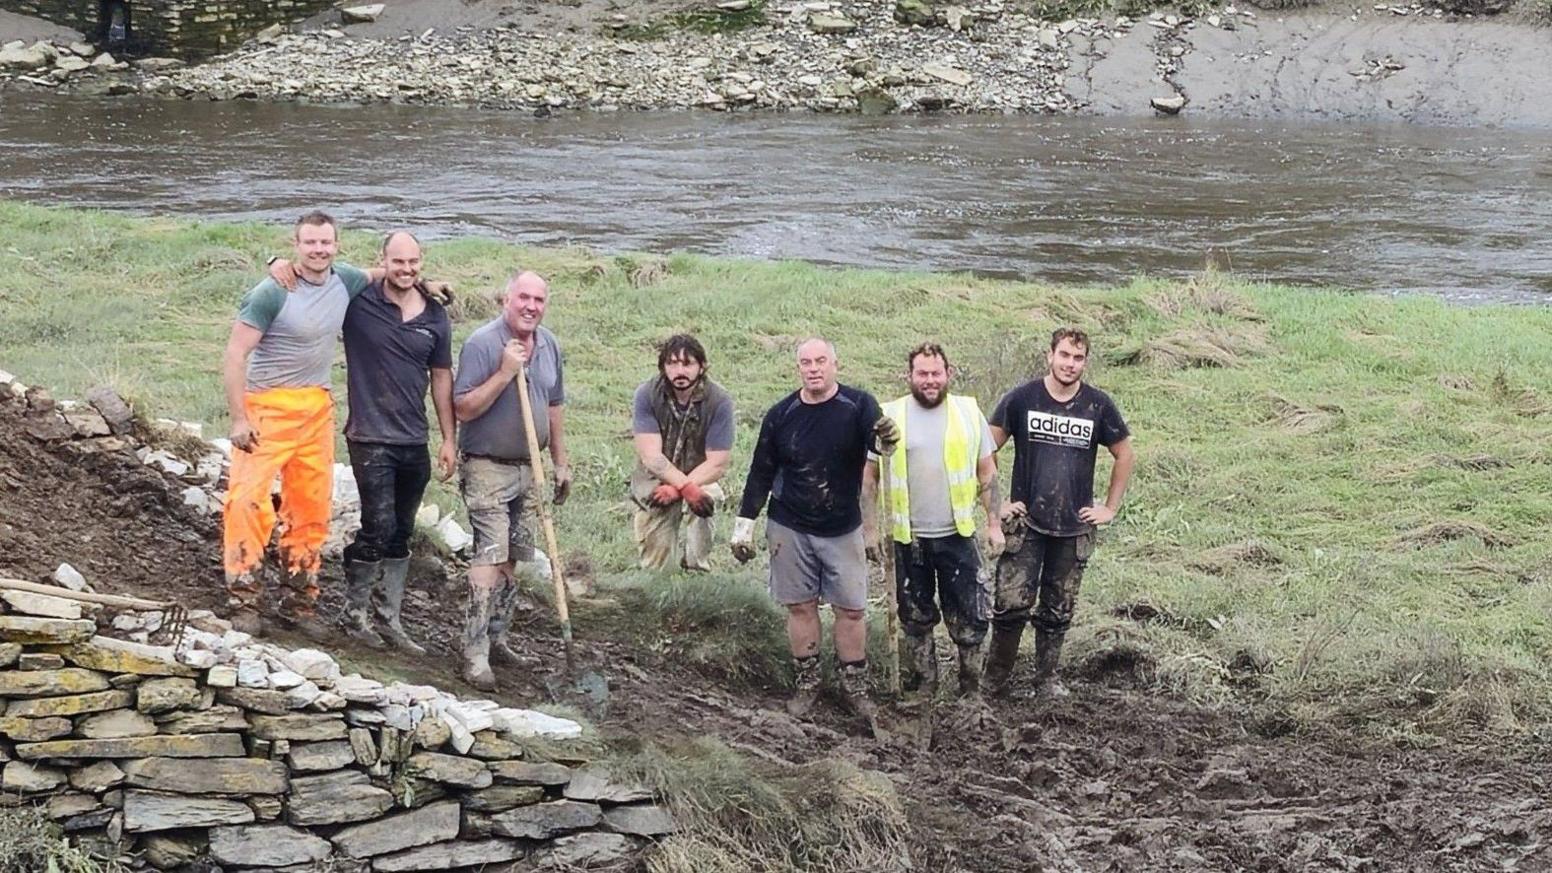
[4,392,1548,871]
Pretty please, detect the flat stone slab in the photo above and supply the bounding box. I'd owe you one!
[287,770,395,826]
[16,732,245,760]
[249,713,346,741]
[3,760,67,792]
[490,800,602,840]
[1,589,83,619]
[462,784,545,814]
[330,800,461,859]
[374,838,526,871]
[488,760,572,786]
[5,689,132,718]
[563,767,653,804]
[155,705,249,734]
[77,708,157,739]
[68,760,125,792]
[217,687,295,715]
[123,756,289,795]
[405,751,494,788]
[604,803,676,836]
[0,642,20,667]
[0,668,109,698]
[44,636,197,677]
[136,677,204,714]
[0,715,72,742]
[286,739,355,772]
[209,824,331,868]
[123,789,255,832]
[538,832,636,869]
[0,616,96,644]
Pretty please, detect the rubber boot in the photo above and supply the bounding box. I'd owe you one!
[461,584,498,692]
[957,642,985,698]
[277,568,330,643]
[375,557,426,655]
[342,559,386,648]
[983,624,1024,697]
[785,655,822,719]
[486,572,532,669]
[1032,630,1070,699]
[903,631,938,697]
[838,659,878,721]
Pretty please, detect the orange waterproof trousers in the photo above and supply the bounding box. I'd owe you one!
[222,386,334,612]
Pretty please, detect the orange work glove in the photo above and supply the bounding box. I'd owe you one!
[679,481,714,518]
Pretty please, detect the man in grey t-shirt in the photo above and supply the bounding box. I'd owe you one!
[629,334,735,572]
[865,342,1003,698]
[451,270,570,690]
[221,211,371,639]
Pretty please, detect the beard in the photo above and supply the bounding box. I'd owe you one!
[910,386,945,408]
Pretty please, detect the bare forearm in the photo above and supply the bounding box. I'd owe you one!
[642,453,690,487]
[685,456,728,487]
[454,369,510,422]
[547,406,568,467]
[979,473,1001,522]
[1105,451,1135,511]
[861,470,879,538]
[223,350,249,425]
[431,371,455,444]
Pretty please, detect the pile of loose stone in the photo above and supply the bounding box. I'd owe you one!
[0,37,178,94]
[0,588,670,870]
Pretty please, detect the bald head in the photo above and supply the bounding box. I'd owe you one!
[380,230,424,292]
[502,270,551,337]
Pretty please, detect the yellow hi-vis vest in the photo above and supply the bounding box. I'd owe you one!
[882,394,983,544]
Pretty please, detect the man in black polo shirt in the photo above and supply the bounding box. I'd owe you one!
[732,337,899,721]
[339,231,455,653]
[985,327,1134,699]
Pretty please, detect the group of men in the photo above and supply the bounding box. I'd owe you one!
[221,211,1136,716]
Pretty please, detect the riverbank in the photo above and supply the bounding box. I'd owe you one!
[4,198,1552,737]
[3,1,1551,123]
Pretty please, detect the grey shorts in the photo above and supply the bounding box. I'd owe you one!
[766,520,868,612]
[459,456,536,567]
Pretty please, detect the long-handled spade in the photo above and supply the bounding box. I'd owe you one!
[877,458,903,697]
[513,366,607,707]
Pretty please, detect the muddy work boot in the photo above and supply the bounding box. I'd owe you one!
[342,559,386,649]
[785,655,822,719]
[486,575,533,669]
[957,642,985,698]
[461,585,498,692]
[225,572,265,636]
[982,624,1025,697]
[838,659,879,721]
[902,631,939,697]
[277,569,330,643]
[375,557,426,655]
[1032,630,1070,700]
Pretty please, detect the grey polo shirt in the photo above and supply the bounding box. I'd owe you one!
[454,318,564,460]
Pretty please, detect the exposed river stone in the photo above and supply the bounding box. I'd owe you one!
[122,756,289,795]
[5,689,132,718]
[0,616,96,644]
[15,732,245,759]
[209,823,332,867]
[330,800,461,858]
[287,770,395,826]
[374,838,526,871]
[249,712,347,741]
[0,667,108,698]
[490,800,602,839]
[123,789,255,832]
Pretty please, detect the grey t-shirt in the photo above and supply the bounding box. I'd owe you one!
[631,381,736,451]
[237,264,370,392]
[879,398,995,539]
[454,318,565,460]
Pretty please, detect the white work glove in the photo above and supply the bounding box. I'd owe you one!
[730,517,757,564]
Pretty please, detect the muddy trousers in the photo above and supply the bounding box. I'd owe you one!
[894,534,990,647]
[344,441,431,565]
[633,483,724,572]
[222,386,334,614]
[986,528,1094,687]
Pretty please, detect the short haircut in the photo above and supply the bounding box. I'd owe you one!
[906,341,950,371]
[506,270,549,293]
[1050,327,1090,353]
[794,337,837,360]
[380,230,421,256]
[658,334,708,373]
[293,210,337,238]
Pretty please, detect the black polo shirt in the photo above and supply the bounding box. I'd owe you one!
[342,280,453,446]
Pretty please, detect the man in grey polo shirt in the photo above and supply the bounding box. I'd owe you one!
[452,270,571,690]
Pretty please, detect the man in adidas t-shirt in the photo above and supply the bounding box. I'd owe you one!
[985,327,1135,699]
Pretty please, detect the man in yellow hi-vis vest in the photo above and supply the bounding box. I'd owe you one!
[865,343,1004,698]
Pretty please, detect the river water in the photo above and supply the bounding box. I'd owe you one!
[3,91,1550,302]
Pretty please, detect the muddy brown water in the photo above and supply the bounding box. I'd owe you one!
[3,90,1552,302]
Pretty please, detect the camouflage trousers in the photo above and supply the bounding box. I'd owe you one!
[992,524,1095,635]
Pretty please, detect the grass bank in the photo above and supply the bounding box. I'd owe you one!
[3,200,1551,738]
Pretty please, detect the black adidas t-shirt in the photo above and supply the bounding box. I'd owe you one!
[990,379,1129,537]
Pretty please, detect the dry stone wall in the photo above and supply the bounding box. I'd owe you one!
[0,591,671,871]
[0,0,338,58]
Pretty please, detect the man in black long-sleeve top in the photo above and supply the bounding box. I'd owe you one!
[731,337,899,720]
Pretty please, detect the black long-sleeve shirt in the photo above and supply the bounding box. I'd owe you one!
[738,385,882,537]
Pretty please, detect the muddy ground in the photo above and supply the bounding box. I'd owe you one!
[1,390,1548,871]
